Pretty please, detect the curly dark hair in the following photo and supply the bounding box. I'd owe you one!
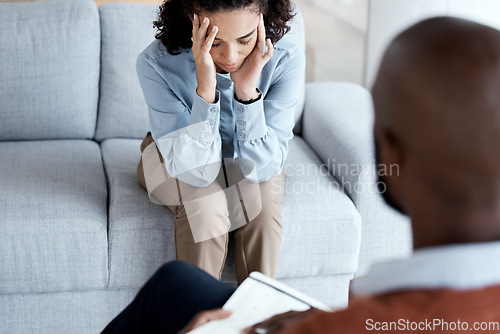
[153,0,295,55]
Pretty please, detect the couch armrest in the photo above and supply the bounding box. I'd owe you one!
[302,82,374,203]
[302,82,412,276]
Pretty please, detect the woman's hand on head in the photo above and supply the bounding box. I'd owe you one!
[192,14,219,104]
[231,13,274,102]
[178,308,232,333]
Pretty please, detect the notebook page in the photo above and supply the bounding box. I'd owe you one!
[188,272,330,334]
[247,272,330,311]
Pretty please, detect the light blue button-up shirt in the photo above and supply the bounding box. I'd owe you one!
[136,36,305,187]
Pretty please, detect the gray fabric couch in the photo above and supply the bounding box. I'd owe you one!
[0,0,412,332]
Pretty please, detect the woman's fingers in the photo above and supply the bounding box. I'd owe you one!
[265,38,274,59]
[196,16,211,45]
[204,25,218,49]
[256,13,266,56]
[192,13,199,43]
[255,14,273,60]
[192,14,212,48]
[192,15,218,58]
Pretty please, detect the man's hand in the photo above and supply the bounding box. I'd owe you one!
[179,308,232,333]
[243,309,317,334]
[231,13,273,101]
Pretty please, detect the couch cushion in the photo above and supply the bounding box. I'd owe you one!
[100,138,176,288]
[0,0,100,141]
[101,136,360,288]
[95,3,306,141]
[286,5,306,134]
[0,140,108,294]
[95,3,157,141]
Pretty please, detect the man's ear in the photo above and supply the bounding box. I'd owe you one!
[375,127,404,171]
[374,126,408,215]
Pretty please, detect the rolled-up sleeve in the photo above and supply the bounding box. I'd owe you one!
[233,49,305,182]
[136,53,222,187]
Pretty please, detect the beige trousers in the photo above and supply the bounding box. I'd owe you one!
[137,133,284,284]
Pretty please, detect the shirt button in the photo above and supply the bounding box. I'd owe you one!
[204,133,211,140]
[238,133,245,140]
[210,107,218,113]
[237,120,245,126]
[208,121,215,126]
[237,106,244,112]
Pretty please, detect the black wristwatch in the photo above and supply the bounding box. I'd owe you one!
[234,89,262,105]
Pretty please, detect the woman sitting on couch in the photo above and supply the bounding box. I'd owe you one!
[136,0,305,284]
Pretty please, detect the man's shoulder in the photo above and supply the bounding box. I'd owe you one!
[283,287,500,334]
[350,286,500,326]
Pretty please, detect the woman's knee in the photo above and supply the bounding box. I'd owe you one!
[176,190,231,244]
[179,188,230,224]
[242,202,282,237]
[247,185,283,228]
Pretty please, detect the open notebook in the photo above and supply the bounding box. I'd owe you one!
[188,272,331,333]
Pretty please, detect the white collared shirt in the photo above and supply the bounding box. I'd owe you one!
[351,241,500,297]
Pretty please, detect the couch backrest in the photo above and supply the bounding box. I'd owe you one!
[95,2,306,141]
[94,2,158,141]
[0,0,100,141]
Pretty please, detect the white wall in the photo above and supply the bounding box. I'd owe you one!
[364,0,500,88]
[449,0,500,30]
[323,0,369,32]
[307,0,369,32]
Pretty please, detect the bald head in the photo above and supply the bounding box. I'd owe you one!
[372,17,500,247]
[374,17,500,205]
